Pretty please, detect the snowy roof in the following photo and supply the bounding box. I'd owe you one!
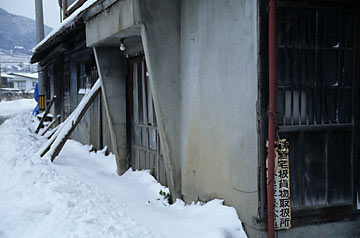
[0,88,21,91]
[9,72,38,79]
[31,0,99,63]
[0,73,15,79]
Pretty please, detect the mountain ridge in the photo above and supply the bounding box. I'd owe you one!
[0,8,53,55]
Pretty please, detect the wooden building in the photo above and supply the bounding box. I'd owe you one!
[32,1,360,237]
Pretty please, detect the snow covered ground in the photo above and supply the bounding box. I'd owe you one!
[0,99,36,119]
[0,99,247,238]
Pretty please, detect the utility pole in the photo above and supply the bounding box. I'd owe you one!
[0,59,2,101]
[34,0,46,111]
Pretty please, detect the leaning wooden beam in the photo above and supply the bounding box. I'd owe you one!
[41,124,61,157]
[41,114,61,136]
[40,101,81,157]
[35,95,57,134]
[42,79,101,162]
[47,125,59,139]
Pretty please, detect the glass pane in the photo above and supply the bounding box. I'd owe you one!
[142,127,148,148]
[149,128,157,150]
[338,89,352,123]
[141,62,147,125]
[133,125,141,146]
[302,132,327,207]
[133,63,139,124]
[343,51,353,87]
[324,89,336,123]
[328,131,352,205]
[326,10,340,48]
[344,11,355,47]
[323,50,338,87]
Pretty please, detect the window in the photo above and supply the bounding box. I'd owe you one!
[275,1,359,218]
[17,81,26,91]
[32,82,36,87]
[77,62,90,94]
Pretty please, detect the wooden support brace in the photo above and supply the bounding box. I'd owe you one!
[35,96,56,134]
[47,125,59,139]
[40,124,60,157]
[40,79,101,160]
[50,87,101,162]
[41,114,61,136]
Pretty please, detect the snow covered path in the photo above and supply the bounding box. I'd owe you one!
[0,100,247,238]
[0,99,36,125]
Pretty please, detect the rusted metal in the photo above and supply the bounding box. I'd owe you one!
[267,1,277,238]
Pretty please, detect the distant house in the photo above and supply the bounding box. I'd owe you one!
[0,73,14,88]
[8,72,38,93]
[1,73,21,100]
[31,1,360,237]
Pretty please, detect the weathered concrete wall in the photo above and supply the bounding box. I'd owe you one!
[86,0,182,198]
[94,47,127,175]
[136,0,182,199]
[86,0,139,47]
[180,0,260,234]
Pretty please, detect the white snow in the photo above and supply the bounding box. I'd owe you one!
[10,72,38,79]
[0,99,247,238]
[0,99,36,118]
[0,73,15,78]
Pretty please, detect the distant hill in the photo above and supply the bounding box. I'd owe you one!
[0,8,52,55]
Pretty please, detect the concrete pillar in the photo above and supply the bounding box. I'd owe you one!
[93,47,128,175]
[137,0,182,199]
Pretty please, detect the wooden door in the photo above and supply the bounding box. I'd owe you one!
[127,56,167,186]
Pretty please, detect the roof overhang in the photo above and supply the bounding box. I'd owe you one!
[30,0,101,64]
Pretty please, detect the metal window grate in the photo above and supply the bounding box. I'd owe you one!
[276,7,356,131]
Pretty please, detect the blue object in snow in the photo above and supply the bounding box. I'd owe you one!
[34,83,39,102]
[32,83,39,116]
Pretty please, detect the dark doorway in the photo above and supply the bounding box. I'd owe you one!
[127,55,167,186]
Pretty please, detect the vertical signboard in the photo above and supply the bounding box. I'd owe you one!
[274,139,291,230]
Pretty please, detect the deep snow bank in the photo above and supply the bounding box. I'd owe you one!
[0,101,247,238]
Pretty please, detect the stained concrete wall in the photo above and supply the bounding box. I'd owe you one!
[136,0,182,199]
[179,0,260,235]
[83,1,360,237]
[86,0,182,198]
[94,47,128,174]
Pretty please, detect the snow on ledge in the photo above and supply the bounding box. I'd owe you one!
[34,0,98,52]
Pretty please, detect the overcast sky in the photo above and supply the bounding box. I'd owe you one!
[0,0,60,28]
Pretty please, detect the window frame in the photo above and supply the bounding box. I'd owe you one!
[258,0,360,227]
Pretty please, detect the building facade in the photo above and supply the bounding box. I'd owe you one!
[9,72,38,93]
[32,0,360,237]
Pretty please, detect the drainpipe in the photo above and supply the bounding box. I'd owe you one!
[35,0,46,110]
[267,1,276,238]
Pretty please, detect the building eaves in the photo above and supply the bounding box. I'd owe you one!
[31,0,101,64]
[9,72,38,79]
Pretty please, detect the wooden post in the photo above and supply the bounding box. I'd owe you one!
[35,95,56,134]
[41,114,60,136]
[50,86,101,161]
